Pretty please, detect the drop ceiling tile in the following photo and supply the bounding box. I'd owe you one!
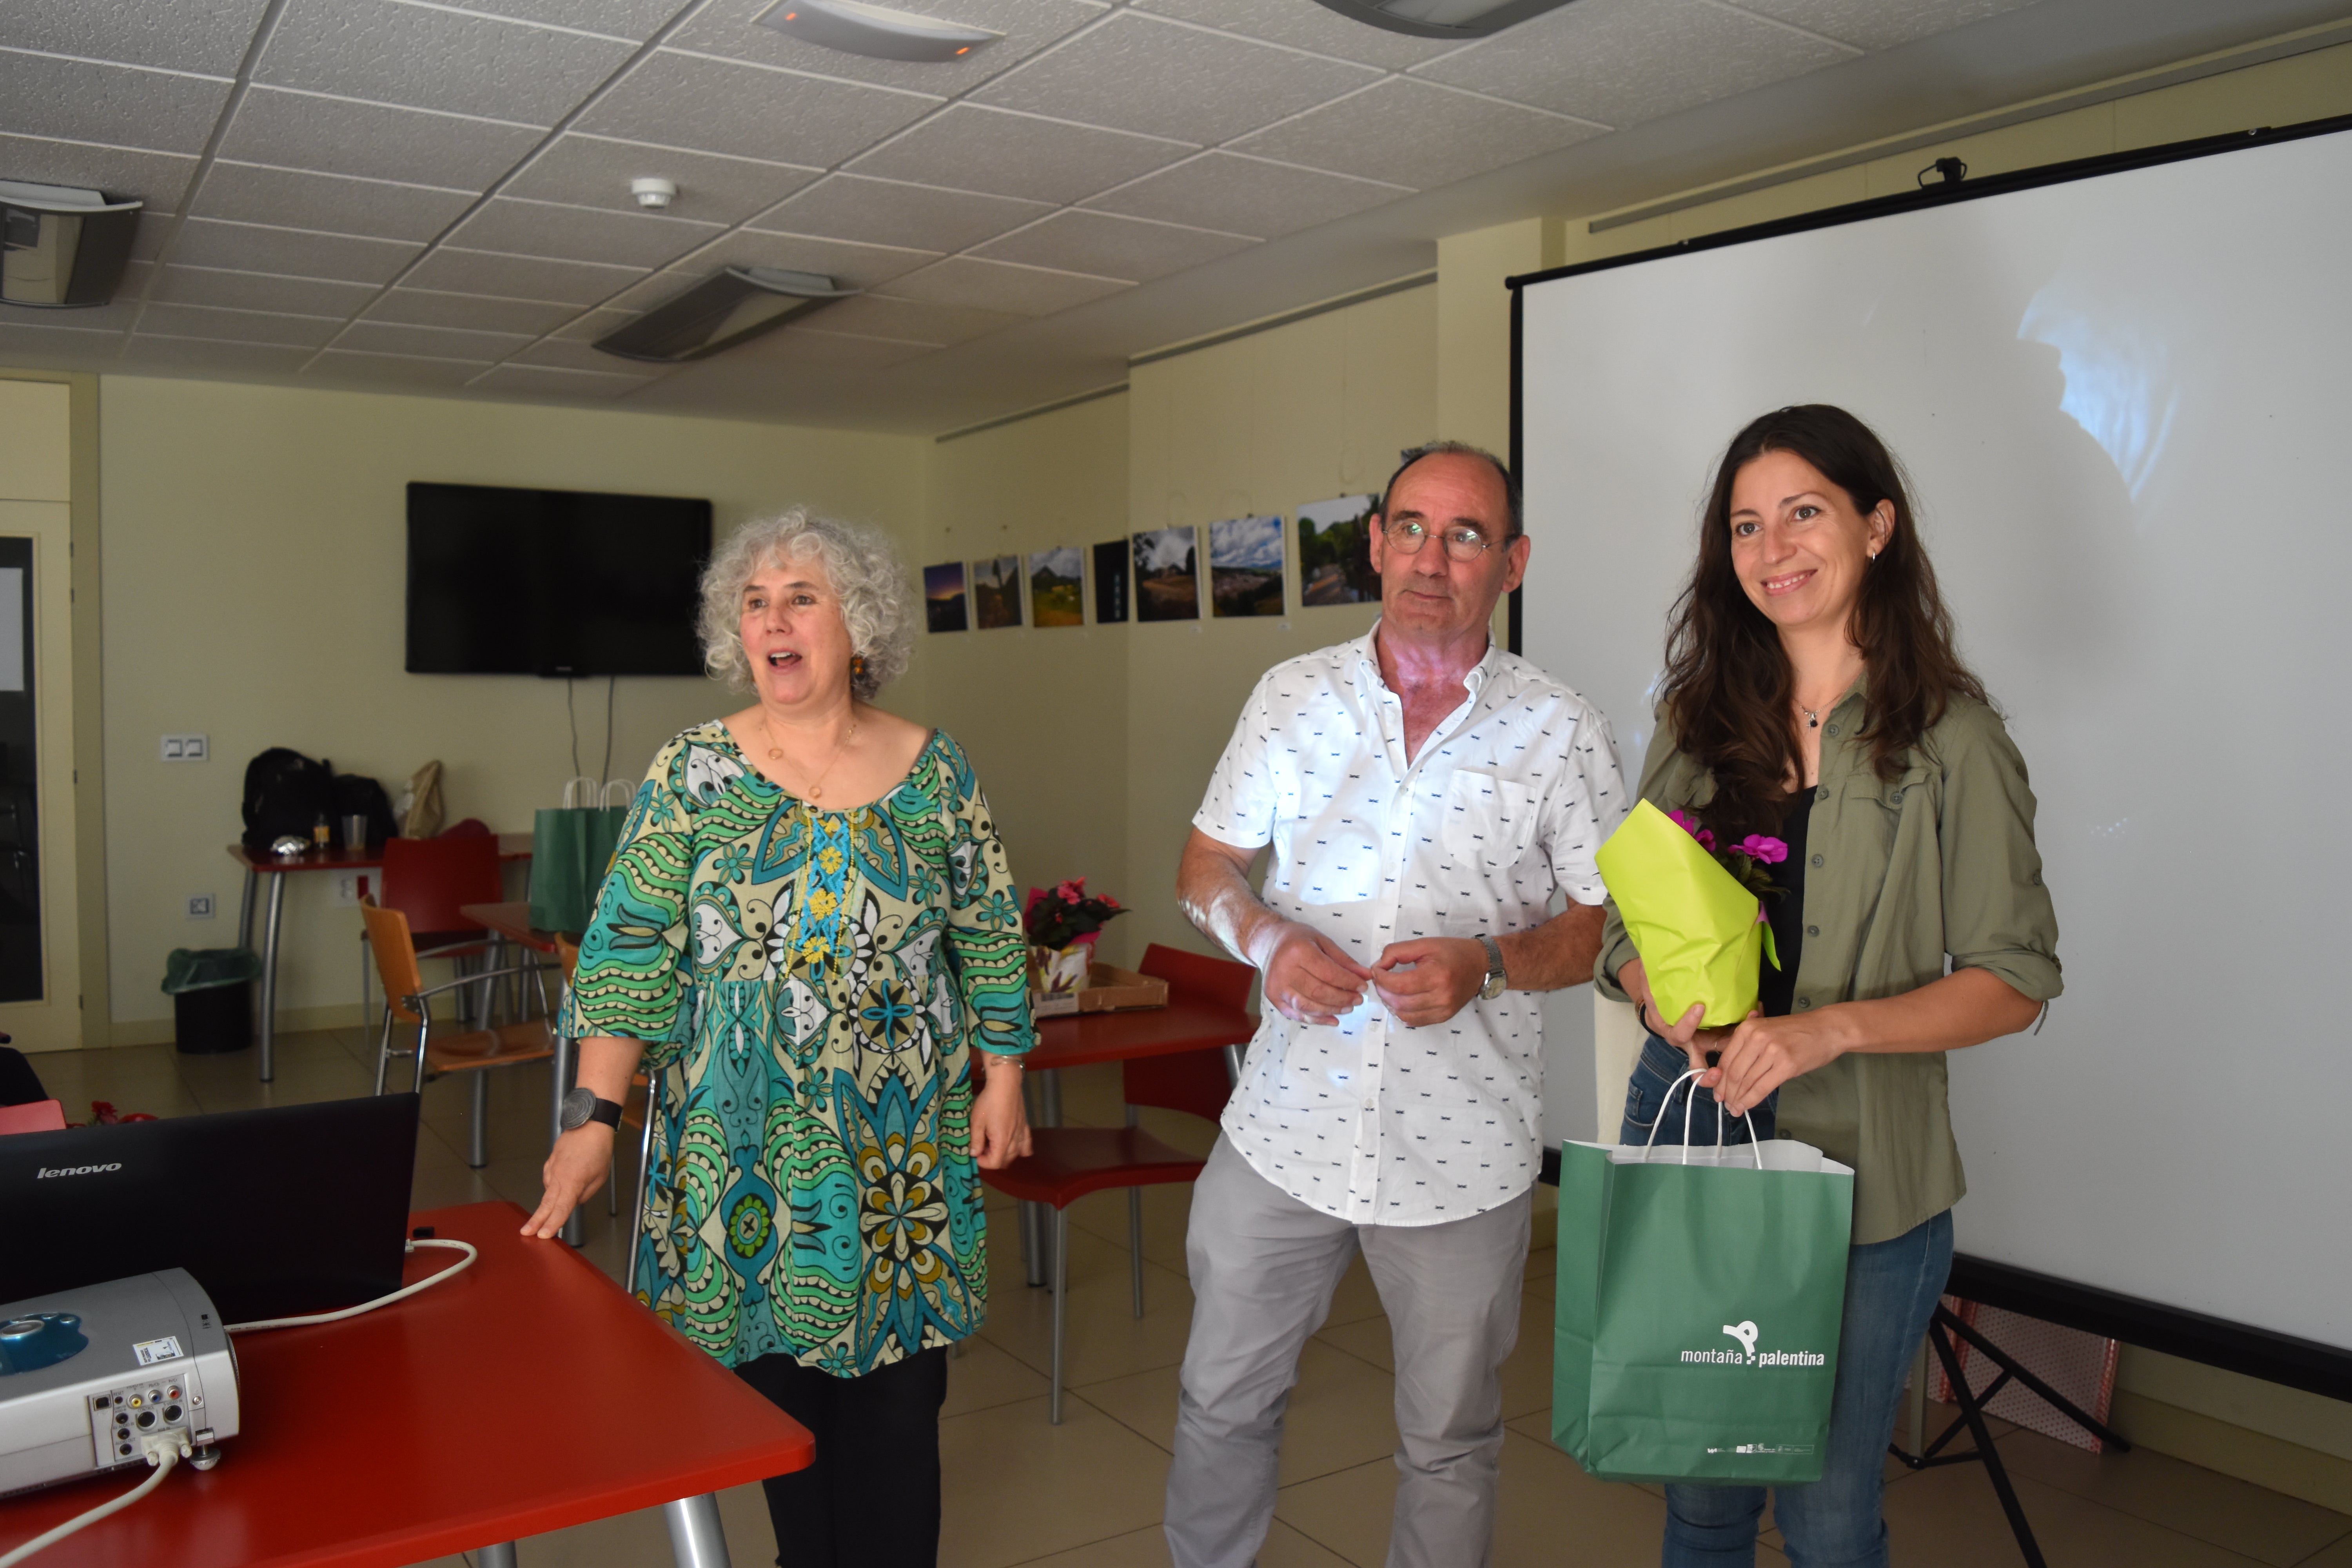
[0,321,119,365]
[399,247,644,306]
[307,350,485,387]
[0,0,270,74]
[1725,0,2038,51]
[0,51,232,155]
[0,294,143,333]
[453,0,686,42]
[665,0,1105,96]
[334,319,533,360]
[508,333,664,372]
[137,301,345,347]
[0,134,200,212]
[1131,0,1459,71]
[752,176,1050,255]
[169,218,423,283]
[738,326,934,370]
[550,307,636,342]
[220,88,545,189]
[474,362,655,399]
[1412,0,1851,127]
[120,334,313,374]
[503,135,820,225]
[576,49,938,168]
[128,220,174,264]
[811,294,1022,346]
[254,0,635,125]
[151,264,380,316]
[666,230,938,289]
[881,256,1126,316]
[445,198,724,269]
[192,162,475,242]
[973,209,1252,282]
[846,105,1187,205]
[1231,78,1599,189]
[364,289,580,334]
[1083,150,1404,238]
[975,11,1377,145]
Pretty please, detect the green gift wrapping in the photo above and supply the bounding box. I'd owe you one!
[1595,799,1775,1029]
[1552,1114,1855,1485]
[528,805,628,936]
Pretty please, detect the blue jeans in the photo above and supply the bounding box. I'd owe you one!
[1619,1034,1955,1568]
[1619,1031,1777,1150]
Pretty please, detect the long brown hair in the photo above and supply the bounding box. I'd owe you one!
[1659,405,1985,839]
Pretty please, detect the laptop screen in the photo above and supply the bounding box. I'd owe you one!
[0,1094,420,1323]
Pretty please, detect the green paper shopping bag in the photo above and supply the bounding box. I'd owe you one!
[1553,1072,1855,1485]
[529,776,632,935]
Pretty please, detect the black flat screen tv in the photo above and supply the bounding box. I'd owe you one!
[406,481,713,677]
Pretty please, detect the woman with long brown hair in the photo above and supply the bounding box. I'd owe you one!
[1596,405,2062,1566]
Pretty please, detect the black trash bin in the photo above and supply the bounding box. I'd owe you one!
[164,948,263,1054]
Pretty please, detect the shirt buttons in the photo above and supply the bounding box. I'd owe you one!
[1806,924,1820,937]
[1816,786,1828,801]
[1795,997,1811,1010]
[1825,724,1840,737]
[1810,853,1824,868]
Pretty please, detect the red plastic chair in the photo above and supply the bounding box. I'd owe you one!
[370,835,506,1032]
[982,942,1253,1423]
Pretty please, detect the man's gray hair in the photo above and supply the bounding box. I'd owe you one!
[1378,440,1522,538]
[697,508,915,702]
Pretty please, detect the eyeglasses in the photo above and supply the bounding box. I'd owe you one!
[1381,517,1508,562]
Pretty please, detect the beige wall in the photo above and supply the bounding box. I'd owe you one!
[96,376,925,1036]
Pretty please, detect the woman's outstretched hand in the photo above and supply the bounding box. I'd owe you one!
[523,1124,615,1239]
[971,1053,1033,1169]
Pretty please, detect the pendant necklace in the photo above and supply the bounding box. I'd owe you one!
[1799,705,1820,730]
[764,713,859,802]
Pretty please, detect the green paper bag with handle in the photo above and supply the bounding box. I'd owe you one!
[529,776,631,936]
[1553,1071,1855,1485]
[1596,798,1775,1029]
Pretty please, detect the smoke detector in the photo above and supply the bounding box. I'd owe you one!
[630,178,676,211]
[753,0,1002,62]
[1307,0,1575,38]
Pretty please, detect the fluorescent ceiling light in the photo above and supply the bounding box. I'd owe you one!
[0,179,142,307]
[593,267,859,364]
[1307,0,1575,39]
[753,0,1002,62]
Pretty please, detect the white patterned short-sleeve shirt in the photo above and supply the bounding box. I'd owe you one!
[1194,624,1628,1226]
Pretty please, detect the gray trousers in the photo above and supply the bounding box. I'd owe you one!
[1164,1136,1534,1568]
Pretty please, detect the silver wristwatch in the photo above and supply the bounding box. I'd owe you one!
[1475,935,1507,1001]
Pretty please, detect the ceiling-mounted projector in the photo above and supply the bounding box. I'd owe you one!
[753,0,1002,62]
[0,179,142,307]
[1307,0,1574,39]
[593,266,860,363]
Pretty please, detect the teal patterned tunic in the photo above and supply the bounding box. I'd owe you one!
[561,722,1034,1375]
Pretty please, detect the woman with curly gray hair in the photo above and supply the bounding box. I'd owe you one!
[525,507,1036,1568]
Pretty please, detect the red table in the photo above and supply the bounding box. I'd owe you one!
[230,837,533,1082]
[0,1201,811,1568]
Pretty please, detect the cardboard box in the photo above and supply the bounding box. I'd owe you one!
[1031,963,1170,1018]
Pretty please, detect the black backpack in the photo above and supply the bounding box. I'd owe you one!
[240,748,335,851]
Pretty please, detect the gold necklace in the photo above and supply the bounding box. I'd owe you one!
[763,713,860,802]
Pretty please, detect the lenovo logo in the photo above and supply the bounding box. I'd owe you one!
[34,1163,123,1179]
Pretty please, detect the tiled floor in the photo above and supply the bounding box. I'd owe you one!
[24,1033,2352,1568]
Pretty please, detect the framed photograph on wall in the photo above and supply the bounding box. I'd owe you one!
[1131,526,1200,622]
[922,561,969,632]
[1209,515,1285,617]
[1092,539,1129,623]
[972,555,1022,630]
[1296,494,1379,606]
[1028,547,1084,627]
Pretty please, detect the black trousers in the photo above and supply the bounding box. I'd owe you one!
[732,1345,950,1568]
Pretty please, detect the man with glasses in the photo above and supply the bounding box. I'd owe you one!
[1165,442,1629,1568]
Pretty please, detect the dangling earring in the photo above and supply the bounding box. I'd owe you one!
[850,653,869,681]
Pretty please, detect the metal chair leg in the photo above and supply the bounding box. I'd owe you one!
[469,1071,490,1169]
[1049,1207,1071,1425]
[661,1493,732,1568]
[371,1008,395,1096]
[477,1543,518,1568]
[1128,1186,1146,1319]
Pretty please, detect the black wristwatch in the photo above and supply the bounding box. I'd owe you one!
[559,1087,623,1132]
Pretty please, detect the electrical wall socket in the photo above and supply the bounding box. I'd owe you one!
[187,894,214,920]
[332,872,372,907]
[159,733,209,762]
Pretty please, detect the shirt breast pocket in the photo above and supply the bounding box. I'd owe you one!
[1441,771,1539,868]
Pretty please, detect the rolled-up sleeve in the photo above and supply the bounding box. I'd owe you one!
[1938,707,2063,1004]
[938,738,1036,1060]
[561,757,695,1069]
[1192,677,1280,851]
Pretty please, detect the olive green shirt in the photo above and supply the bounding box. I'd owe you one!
[1595,687,2062,1245]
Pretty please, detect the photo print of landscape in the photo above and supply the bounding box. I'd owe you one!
[1028,547,1084,627]
[1131,526,1200,622]
[1210,515,1285,617]
[1296,494,1380,606]
[922,561,968,633]
[972,555,1022,630]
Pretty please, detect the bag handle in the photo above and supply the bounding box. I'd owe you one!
[1639,1068,1765,1170]
[602,779,633,809]
[561,776,599,809]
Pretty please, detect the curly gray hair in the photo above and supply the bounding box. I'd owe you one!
[698,508,915,702]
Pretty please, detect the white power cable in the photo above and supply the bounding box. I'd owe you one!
[224,1238,477,1333]
[0,1442,178,1568]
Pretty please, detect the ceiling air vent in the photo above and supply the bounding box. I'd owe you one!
[753,0,1002,62]
[594,267,860,364]
[0,180,142,307]
[1307,0,1574,40]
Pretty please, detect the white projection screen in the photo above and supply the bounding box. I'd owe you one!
[1517,122,2352,1368]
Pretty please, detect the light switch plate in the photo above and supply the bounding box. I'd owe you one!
[187,894,214,920]
[160,733,209,762]
[332,873,371,907]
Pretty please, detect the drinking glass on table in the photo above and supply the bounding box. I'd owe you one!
[342,813,370,852]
